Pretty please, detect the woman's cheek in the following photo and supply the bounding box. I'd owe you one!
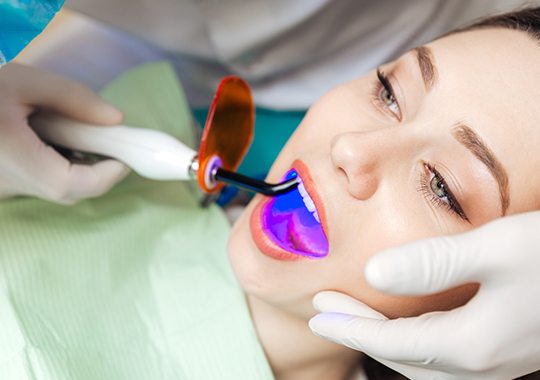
[331,221,479,319]
[375,283,480,319]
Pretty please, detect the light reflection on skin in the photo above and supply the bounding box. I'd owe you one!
[226,28,540,376]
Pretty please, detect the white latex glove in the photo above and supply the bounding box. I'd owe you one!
[309,211,540,380]
[0,63,129,204]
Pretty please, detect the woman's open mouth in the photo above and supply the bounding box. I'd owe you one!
[250,160,329,260]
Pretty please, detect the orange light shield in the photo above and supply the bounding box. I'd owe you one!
[197,76,254,193]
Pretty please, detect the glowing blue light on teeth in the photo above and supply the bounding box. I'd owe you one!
[261,169,329,258]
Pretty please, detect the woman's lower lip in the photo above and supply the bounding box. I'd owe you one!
[250,196,303,261]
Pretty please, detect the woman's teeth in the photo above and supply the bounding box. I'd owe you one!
[259,166,329,259]
[297,179,320,223]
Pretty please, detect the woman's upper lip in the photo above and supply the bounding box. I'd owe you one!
[291,159,329,238]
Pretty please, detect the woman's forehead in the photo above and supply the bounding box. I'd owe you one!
[426,28,540,212]
[428,27,540,91]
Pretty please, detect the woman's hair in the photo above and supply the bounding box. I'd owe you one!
[363,6,540,380]
[451,6,540,41]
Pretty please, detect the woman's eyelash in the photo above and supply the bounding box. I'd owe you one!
[370,68,402,121]
[417,163,470,223]
[371,71,466,222]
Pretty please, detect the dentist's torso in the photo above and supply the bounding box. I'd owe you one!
[66,0,531,109]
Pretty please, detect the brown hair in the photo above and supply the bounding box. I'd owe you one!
[450,6,540,41]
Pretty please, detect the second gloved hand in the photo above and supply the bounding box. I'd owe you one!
[0,63,129,204]
[309,211,540,380]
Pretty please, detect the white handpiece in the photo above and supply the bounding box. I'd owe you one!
[31,114,197,181]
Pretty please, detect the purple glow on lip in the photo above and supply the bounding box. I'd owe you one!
[261,169,329,258]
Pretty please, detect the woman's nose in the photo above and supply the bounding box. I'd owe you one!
[330,129,401,200]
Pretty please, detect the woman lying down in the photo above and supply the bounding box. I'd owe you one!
[1,6,540,380]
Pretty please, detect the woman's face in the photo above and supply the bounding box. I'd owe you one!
[228,28,540,319]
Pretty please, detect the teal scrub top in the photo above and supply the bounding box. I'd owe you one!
[0,1,64,64]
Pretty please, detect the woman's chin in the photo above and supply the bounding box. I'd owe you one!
[226,202,314,318]
[227,202,271,297]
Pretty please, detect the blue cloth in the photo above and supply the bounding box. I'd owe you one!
[193,107,305,205]
[0,0,64,65]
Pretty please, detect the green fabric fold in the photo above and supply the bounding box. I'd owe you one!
[0,62,274,380]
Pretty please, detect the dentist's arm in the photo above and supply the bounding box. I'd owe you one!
[0,63,128,204]
[309,211,540,380]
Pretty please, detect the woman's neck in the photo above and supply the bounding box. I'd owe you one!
[247,295,362,380]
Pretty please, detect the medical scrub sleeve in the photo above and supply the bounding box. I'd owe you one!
[0,62,274,380]
[0,1,64,65]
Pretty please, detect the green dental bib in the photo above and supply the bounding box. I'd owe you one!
[0,62,273,380]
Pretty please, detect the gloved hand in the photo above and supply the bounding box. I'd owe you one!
[309,211,540,380]
[0,63,129,204]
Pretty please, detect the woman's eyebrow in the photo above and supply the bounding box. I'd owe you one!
[413,46,437,90]
[452,123,510,215]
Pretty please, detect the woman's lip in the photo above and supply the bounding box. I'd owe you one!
[250,197,302,261]
[249,159,329,261]
[291,159,329,239]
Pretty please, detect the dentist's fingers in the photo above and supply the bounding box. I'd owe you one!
[366,211,540,296]
[58,160,130,203]
[312,291,387,319]
[364,226,501,296]
[310,212,540,380]
[309,309,460,363]
[0,63,129,203]
[26,140,129,203]
[8,64,123,125]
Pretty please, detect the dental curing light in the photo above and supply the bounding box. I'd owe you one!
[30,76,298,197]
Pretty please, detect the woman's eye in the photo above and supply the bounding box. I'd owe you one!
[372,68,402,121]
[430,175,447,198]
[419,163,470,223]
[380,87,400,115]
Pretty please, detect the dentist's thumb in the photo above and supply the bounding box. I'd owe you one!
[364,219,513,296]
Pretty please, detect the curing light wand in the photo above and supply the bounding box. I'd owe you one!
[30,76,297,198]
[213,169,298,196]
[30,114,298,198]
[188,153,298,196]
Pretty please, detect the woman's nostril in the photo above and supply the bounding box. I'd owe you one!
[336,166,348,182]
